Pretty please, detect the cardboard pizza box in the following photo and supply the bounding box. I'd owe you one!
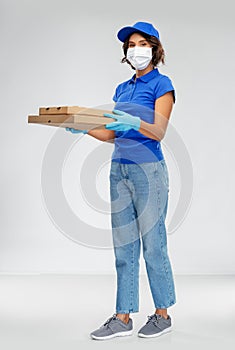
[28,106,115,130]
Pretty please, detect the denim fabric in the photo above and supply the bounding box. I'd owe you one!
[109,159,176,313]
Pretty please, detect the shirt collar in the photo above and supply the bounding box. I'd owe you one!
[129,68,159,84]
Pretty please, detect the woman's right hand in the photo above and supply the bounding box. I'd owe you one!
[65,127,88,134]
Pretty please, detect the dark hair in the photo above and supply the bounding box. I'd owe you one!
[121,32,165,69]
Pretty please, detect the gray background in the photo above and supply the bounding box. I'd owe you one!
[1,0,234,274]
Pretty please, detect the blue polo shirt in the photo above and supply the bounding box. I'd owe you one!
[111,68,175,164]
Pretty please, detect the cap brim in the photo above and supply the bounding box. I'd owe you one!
[117,26,144,42]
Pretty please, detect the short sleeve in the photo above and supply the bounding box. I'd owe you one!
[112,85,120,102]
[154,76,176,103]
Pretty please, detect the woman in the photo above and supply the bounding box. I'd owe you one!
[66,21,176,340]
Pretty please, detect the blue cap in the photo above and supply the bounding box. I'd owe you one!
[117,21,160,42]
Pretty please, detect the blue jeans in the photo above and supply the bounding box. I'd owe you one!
[109,159,176,313]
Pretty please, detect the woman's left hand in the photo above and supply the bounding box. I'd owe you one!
[104,109,141,132]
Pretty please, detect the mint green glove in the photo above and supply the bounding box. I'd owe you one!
[104,109,141,132]
[65,127,88,134]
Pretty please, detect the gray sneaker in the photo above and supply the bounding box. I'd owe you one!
[138,314,172,338]
[90,314,133,340]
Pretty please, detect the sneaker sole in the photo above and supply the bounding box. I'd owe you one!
[91,330,133,340]
[138,326,172,338]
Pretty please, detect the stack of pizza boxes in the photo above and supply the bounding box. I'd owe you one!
[28,106,115,131]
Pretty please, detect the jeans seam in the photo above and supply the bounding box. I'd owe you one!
[130,210,135,312]
[159,215,175,302]
[156,166,175,304]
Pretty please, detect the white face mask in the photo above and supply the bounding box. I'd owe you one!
[126,46,152,70]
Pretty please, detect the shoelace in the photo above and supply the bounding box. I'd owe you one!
[103,314,117,327]
[146,314,162,327]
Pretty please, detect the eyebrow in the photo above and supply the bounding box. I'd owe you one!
[128,39,148,43]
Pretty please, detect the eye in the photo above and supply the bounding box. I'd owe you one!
[128,43,135,48]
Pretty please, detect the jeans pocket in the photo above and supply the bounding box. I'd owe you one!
[109,161,119,180]
[154,159,169,191]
